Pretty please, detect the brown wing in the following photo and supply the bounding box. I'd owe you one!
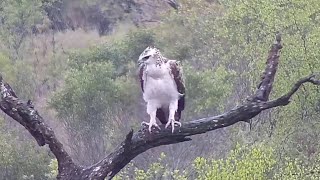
[138,64,146,92]
[168,60,185,121]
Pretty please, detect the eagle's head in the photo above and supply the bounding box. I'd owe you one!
[138,46,162,66]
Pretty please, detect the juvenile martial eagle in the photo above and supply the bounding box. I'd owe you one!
[138,46,185,133]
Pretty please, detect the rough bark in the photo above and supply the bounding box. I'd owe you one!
[251,31,283,101]
[0,34,319,180]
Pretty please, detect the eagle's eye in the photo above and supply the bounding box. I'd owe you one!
[143,55,151,60]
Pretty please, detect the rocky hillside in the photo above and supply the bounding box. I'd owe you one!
[41,0,174,35]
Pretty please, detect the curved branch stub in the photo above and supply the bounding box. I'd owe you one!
[250,32,283,102]
[123,129,133,152]
[309,75,320,85]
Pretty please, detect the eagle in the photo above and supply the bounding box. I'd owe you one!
[138,46,185,133]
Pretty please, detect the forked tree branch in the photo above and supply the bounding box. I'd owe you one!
[0,34,319,179]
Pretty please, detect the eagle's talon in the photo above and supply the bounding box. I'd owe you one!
[165,119,181,133]
[141,121,160,133]
[165,121,171,129]
[141,122,149,127]
[175,121,182,127]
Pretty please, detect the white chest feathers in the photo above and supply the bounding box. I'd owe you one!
[143,64,180,107]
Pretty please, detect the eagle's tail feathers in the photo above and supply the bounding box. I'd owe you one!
[156,108,167,124]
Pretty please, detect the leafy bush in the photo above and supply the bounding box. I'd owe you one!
[0,118,51,179]
[194,144,276,180]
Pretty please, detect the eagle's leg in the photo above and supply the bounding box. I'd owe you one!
[165,100,181,133]
[142,103,160,133]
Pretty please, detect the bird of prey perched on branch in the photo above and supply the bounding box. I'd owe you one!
[138,46,185,133]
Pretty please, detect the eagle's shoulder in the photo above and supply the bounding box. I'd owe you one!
[167,59,186,114]
[167,60,185,94]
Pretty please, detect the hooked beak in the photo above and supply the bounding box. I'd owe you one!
[138,58,143,66]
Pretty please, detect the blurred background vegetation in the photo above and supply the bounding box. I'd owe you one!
[0,0,320,179]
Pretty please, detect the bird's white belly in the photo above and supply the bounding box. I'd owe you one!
[143,76,179,108]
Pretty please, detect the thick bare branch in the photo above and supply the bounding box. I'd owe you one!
[250,31,283,101]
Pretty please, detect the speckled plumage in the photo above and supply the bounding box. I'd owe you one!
[138,47,185,133]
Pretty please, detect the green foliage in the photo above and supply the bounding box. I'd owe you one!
[0,118,51,179]
[213,0,320,100]
[215,0,320,161]
[0,52,16,82]
[0,52,36,99]
[45,159,58,179]
[114,152,188,180]
[115,144,277,180]
[185,64,235,114]
[67,29,155,73]
[50,62,136,131]
[271,152,320,179]
[194,144,276,180]
[0,0,44,58]
[115,144,320,180]
[157,0,224,65]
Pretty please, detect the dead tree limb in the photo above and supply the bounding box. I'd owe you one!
[251,31,282,101]
[0,34,319,180]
